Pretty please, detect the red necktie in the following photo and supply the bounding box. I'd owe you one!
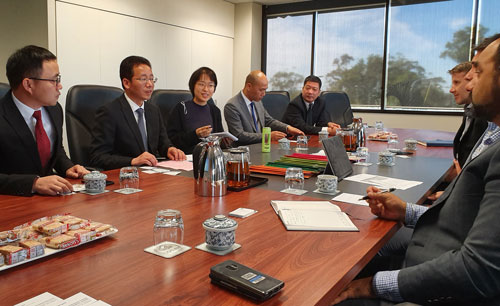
[32,110,51,169]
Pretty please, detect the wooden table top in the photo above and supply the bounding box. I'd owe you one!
[0,128,455,305]
[0,170,398,306]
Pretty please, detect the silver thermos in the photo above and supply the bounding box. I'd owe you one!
[193,136,227,197]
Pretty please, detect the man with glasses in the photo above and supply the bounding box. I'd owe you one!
[282,75,340,135]
[90,56,185,170]
[0,45,89,196]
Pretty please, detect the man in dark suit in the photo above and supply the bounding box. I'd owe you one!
[0,45,88,196]
[224,70,304,145]
[90,56,185,170]
[334,36,500,305]
[282,75,340,135]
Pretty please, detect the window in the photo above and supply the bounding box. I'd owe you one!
[315,7,385,108]
[264,0,494,113]
[266,14,312,98]
[385,0,473,110]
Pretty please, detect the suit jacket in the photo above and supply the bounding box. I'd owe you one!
[282,94,329,135]
[90,94,173,170]
[398,138,500,305]
[167,99,224,154]
[224,92,288,145]
[453,113,488,168]
[0,91,74,196]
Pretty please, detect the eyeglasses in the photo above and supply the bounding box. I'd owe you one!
[135,76,158,84]
[196,82,215,89]
[29,74,61,86]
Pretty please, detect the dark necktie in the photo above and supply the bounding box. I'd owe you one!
[32,110,51,169]
[250,102,260,133]
[136,108,148,151]
[306,103,313,125]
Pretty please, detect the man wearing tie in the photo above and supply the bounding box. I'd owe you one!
[282,75,340,135]
[90,56,185,170]
[0,45,89,196]
[224,70,304,145]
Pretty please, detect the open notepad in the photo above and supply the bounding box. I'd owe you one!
[270,201,358,231]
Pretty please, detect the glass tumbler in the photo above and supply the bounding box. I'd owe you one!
[296,135,308,151]
[153,209,184,254]
[387,134,399,151]
[285,167,304,190]
[356,146,370,165]
[119,166,139,190]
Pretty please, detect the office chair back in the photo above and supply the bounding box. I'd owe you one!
[261,91,290,121]
[0,82,10,98]
[320,91,354,128]
[65,84,123,166]
[149,89,192,129]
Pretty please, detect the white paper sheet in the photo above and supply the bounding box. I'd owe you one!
[343,174,421,190]
[332,193,369,206]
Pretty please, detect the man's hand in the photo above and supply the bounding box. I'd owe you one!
[167,147,186,161]
[332,277,376,305]
[286,126,304,136]
[365,186,407,222]
[33,175,73,196]
[427,191,444,201]
[131,151,158,167]
[328,122,341,129]
[196,125,212,138]
[327,126,338,136]
[65,164,89,178]
[270,131,287,141]
[453,158,462,175]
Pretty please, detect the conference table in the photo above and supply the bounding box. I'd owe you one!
[0,128,454,306]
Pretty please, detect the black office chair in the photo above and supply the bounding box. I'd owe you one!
[149,89,192,129]
[0,82,10,98]
[261,91,290,121]
[320,91,354,128]
[65,84,123,166]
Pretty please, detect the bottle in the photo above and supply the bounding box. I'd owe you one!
[262,127,271,152]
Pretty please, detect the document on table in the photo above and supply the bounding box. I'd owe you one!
[157,160,193,171]
[14,292,110,306]
[332,193,368,206]
[270,200,358,231]
[343,174,422,190]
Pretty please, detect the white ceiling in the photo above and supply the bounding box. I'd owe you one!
[225,0,306,5]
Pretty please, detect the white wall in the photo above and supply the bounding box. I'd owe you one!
[52,0,235,151]
[354,112,462,132]
[0,0,48,83]
[233,3,262,94]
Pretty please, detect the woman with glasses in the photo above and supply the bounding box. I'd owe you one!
[167,67,227,154]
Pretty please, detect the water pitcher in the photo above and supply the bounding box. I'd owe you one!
[193,136,227,197]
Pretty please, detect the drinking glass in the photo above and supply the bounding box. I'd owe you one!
[296,135,308,151]
[356,147,370,165]
[153,209,184,254]
[387,134,399,151]
[285,167,304,190]
[119,166,139,190]
[375,121,384,131]
[278,138,291,150]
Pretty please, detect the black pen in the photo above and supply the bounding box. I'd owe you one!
[359,187,396,200]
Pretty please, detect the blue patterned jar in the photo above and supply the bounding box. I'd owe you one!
[202,215,238,251]
[83,171,107,193]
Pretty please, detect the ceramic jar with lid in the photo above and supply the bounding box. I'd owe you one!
[83,171,107,193]
[202,215,238,250]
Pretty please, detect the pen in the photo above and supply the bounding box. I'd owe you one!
[359,187,396,200]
